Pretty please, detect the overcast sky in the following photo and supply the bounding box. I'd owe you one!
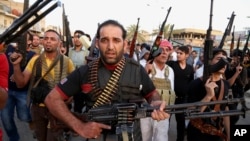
[15,0,250,38]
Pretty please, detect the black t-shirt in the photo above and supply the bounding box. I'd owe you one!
[167,61,194,98]
[57,59,156,103]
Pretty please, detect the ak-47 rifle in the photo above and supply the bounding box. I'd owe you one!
[62,3,73,56]
[235,35,241,60]
[242,31,250,59]
[86,23,100,64]
[168,24,174,41]
[129,18,140,59]
[147,6,172,63]
[0,0,60,62]
[229,25,235,57]
[218,11,236,49]
[202,0,214,83]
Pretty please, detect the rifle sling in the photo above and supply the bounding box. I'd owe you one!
[27,53,62,105]
[212,79,224,112]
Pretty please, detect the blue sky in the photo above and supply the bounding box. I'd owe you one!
[15,0,250,38]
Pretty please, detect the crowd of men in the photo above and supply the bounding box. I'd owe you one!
[0,19,249,141]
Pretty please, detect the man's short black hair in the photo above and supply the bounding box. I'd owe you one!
[96,19,127,40]
[212,48,227,57]
[74,30,85,36]
[45,29,60,39]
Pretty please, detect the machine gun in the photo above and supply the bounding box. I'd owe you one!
[62,3,73,56]
[147,6,172,63]
[218,11,236,49]
[129,18,140,59]
[202,0,214,83]
[0,0,61,64]
[49,97,249,141]
[0,0,61,45]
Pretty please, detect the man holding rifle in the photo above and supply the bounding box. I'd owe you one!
[187,48,231,141]
[44,19,169,141]
[9,29,75,141]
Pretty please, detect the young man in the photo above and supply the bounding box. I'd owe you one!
[187,48,230,141]
[10,29,75,141]
[68,30,90,68]
[167,46,194,141]
[44,19,169,141]
[29,34,43,55]
[141,39,175,141]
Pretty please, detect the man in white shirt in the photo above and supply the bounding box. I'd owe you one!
[141,39,175,141]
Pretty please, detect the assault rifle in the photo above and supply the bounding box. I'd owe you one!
[147,6,172,63]
[229,25,235,57]
[242,31,250,58]
[129,18,140,58]
[168,24,174,41]
[235,35,241,60]
[86,23,100,64]
[62,3,73,56]
[0,0,60,64]
[218,11,236,49]
[202,0,214,83]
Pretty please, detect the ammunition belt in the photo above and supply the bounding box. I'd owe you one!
[89,58,126,108]
[190,118,227,141]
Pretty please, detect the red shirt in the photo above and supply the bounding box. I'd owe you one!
[0,53,9,89]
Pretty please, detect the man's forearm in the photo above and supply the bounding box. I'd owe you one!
[146,90,161,104]
[45,89,83,132]
[13,64,26,88]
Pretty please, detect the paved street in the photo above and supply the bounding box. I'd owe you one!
[1,101,250,141]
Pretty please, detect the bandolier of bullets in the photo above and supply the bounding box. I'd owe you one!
[89,58,126,108]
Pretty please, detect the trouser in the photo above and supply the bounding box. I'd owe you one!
[1,90,31,141]
[140,117,169,141]
[31,104,64,141]
[175,97,186,141]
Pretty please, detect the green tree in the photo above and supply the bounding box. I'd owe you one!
[126,24,146,43]
[151,24,172,39]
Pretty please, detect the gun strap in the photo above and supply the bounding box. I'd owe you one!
[90,58,126,108]
[212,79,224,111]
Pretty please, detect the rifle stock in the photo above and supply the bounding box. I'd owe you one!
[129,18,140,58]
[147,7,172,63]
